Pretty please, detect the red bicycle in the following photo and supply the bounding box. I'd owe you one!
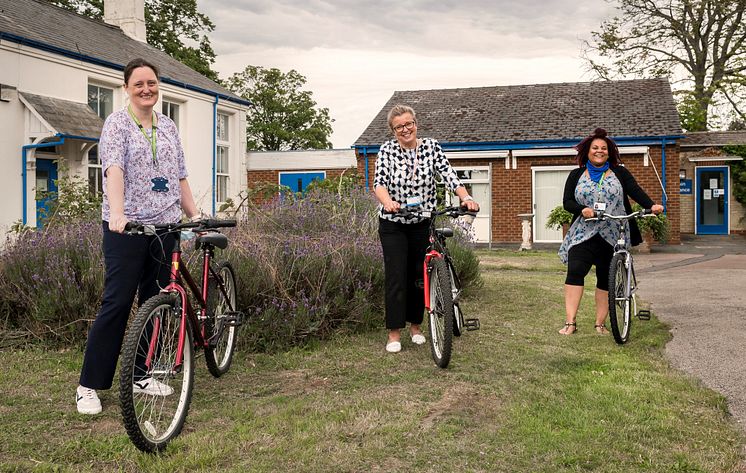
[394,206,480,368]
[118,218,242,452]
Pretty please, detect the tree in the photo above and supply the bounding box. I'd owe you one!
[583,0,746,131]
[45,0,217,81]
[225,66,334,151]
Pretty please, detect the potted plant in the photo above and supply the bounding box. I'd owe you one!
[632,203,670,252]
[546,205,573,237]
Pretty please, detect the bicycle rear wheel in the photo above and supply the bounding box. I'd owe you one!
[119,293,194,453]
[608,253,632,344]
[204,262,238,377]
[428,257,454,368]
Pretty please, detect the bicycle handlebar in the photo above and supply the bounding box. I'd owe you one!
[124,218,237,235]
[584,209,654,222]
[383,206,479,219]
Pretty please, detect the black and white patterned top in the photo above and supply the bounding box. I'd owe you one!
[374,138,463,223]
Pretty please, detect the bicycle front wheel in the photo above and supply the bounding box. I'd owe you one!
[119,293,195,453]
[608,253,632,344]
[205,262,238,377]
[428,257,454,368]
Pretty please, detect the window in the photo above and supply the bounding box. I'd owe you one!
[87,145,102,196]
[88,84,113,119]
[216,113,230,202]
[162,100,179,129]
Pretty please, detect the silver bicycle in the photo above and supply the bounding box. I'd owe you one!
[586,209,654,344]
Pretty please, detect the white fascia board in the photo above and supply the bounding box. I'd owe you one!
[447,150,509,159]
[688,156,744,162]
[513,146,648,157]
[247,149,357,170]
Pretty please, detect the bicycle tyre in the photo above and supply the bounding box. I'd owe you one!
[428,257,454,368]
[608,253,632,344]
[119,293,195,453]
[204,262,238,377]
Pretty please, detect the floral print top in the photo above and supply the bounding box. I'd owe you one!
[373,138,463,223]
[100,108,188,224]
[558,170,628,264]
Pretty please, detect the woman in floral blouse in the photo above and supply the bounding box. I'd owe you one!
[558,128,663,335]
[76,58,200,414]
[373,104,479,353]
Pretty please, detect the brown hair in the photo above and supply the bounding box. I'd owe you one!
[123,58,160,85]
[386,104,416,133]
[574,128,621,167]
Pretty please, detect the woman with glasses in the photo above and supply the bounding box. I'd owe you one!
[76,58,201,414]
[373,104,479,353]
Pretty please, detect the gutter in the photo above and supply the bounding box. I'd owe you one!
[0,32,251,107]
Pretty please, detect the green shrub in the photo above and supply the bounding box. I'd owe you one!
[632,203,671,243]
[545,205,573,230]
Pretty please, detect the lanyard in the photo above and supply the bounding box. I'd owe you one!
[128,106,158,166]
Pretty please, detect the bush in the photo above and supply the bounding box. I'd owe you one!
[545,205,573,230]
[0,184,483,351]
[632,203,671,243]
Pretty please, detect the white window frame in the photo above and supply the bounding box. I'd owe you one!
[87,145,103,196]
[216,112,230,203]
[161,99,181,130]
[87,82,114,119]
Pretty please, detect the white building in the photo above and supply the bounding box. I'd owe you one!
[0,0,250,232]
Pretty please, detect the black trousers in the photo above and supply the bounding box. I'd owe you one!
[565,233,614,291]
[378,218,430,330]
[79,223,175,390]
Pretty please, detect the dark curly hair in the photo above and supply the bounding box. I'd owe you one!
[574,128,621,167]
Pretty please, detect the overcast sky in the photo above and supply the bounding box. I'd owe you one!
[200,0,619,148]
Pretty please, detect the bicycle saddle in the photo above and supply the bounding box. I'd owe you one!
[195,233,228,249]
[436,228,454,238]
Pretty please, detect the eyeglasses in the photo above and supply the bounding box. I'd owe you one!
[393,121,416,133]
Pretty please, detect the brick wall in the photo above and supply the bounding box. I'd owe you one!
[356,146,682,244]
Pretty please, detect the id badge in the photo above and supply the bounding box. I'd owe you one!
[593,202,606,212]
[151,177,169,193]
[406,196,422,208]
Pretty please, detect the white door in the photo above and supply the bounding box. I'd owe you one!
[533,167,574,242]
[449,167,491,243]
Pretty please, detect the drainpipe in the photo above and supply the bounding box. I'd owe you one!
[212,95,218,216]
[21,136,66,225]
[661,138,668,212]
[363,147,369,191]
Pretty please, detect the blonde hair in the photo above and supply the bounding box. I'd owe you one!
[387,104,416,132]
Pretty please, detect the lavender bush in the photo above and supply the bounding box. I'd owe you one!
[0,185,482,350]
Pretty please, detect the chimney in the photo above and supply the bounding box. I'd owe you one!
[104,0,147,43]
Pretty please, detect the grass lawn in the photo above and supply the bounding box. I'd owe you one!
[1,249,744,472]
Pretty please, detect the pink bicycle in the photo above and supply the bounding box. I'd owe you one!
[118,218,242,452]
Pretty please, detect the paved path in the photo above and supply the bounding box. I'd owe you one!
[634,235,746,428]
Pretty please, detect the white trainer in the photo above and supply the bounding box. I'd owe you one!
[133,377,174,396]
[76,385,102,415]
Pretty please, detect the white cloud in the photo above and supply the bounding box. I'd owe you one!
[201,0,618,147]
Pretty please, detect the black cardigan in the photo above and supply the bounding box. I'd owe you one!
[563,165,655,246]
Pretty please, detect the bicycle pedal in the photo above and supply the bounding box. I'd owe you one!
[464,318,480,331]
[224,311,244,327]
[637,309,651,320]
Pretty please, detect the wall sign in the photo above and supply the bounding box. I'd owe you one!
[680,179,692,195]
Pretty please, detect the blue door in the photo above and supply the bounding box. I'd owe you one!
[696,166,729,235]
[35,159,58,226]
[279,172,325,193]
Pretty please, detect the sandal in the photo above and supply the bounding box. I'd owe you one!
[594,324,609,334]
[559,322,577,335]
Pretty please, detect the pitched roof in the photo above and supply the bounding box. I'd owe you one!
[680,131,746,147]
[20,92,104,138]
[0,0,246,104]
[354,78,682,146]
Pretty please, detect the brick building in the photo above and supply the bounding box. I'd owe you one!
[247,149,357,193]
[678,131,746,235]
[354,79,684,244]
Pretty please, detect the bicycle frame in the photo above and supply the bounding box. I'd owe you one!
[143,230,235,374]
[423,220,452,311]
